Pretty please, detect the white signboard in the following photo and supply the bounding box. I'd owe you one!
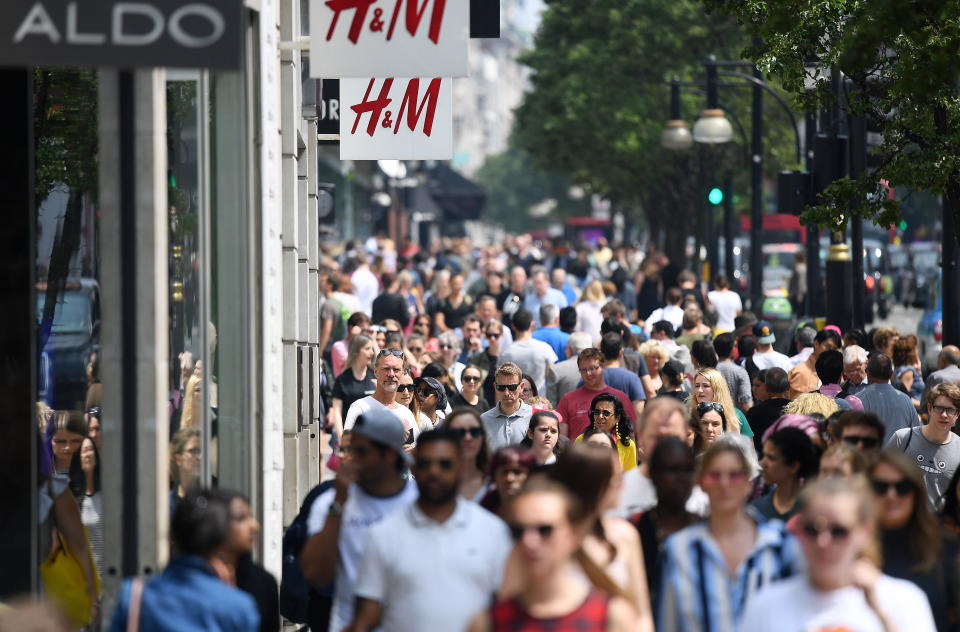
[309,0,468,78]
[339,77,452,159]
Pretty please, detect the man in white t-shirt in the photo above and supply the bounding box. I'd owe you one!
[749,320,793,372]
[300,408,418,632]
[643,287,684,334]
[705,276,742,332]
[350,251,380,316]
[346,430,512,632]
[345,349,418,442]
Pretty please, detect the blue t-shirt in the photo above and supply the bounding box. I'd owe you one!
[532,327,570,362]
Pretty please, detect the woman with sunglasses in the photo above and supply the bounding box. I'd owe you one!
[479,447,537,518]
[411,376,448,432]
[869,450,958,632]
[469,478,640,632]
[395,371,415,409]
[522,411,561,466]
[329,334,377,440]
[659,436,799,632]
[692,367,754,438]
[549,445,655,629]
[574,393,637,472]
[692,401,727,454]
[741,477,936,632]
[446,407,491,502]
[752,427,819,522]
[451,365,489,413]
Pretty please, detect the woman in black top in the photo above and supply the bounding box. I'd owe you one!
[330,334,376,437]
[450,365,489,412]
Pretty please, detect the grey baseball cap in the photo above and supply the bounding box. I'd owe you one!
[353,407,413,464]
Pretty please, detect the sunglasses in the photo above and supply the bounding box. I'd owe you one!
[377,349,405,359]
[496,383,521,392]
[386,329,401,335]
[462,375,481,383]
[508,523,555,542]
[451,426,484,439]
[414,457,456,471]
[800,521,851,542]
[871,479,914,497]
[396,384,414,393]
[416,388,436,398]
[842,435,880,449]
[408,347,423,354]
[440,344,456,350]
[590,409,615,418]
[486,332,501,339]
[697,401,724,414]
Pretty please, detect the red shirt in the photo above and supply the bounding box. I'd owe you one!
[556,384,636,438]
[490,590,609,631]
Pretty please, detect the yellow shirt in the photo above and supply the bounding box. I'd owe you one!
[574,433,638,472]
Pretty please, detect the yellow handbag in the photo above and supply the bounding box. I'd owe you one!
[40,528,102,627]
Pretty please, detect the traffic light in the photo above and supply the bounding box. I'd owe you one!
[708,187,724,205]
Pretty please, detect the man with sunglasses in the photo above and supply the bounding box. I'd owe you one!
[887,382,960,509]
[343,350,417,443]
[838,411,886,459]
[480,362,534,451]
[555,348,636,439]
[346,430,511,632]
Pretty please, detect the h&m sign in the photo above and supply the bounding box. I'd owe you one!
[0,0,242,69]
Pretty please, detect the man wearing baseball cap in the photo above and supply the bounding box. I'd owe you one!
[749,320,793,373]
[300,409,418,632]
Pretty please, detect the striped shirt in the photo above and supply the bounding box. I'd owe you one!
[657,514,799,632]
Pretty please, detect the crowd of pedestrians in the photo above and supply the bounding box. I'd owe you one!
[21,234,960,631]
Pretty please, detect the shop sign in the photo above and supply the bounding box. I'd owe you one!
[309,0,467,78]
[339,76,452,159]
[0,0,242,69]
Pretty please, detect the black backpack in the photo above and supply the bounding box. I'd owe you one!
[279,481,334,623]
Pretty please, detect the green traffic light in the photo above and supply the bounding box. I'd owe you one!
[708,187,724,205]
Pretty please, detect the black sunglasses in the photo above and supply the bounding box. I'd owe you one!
[416,388,436,398]
[451,426,484,439]
[871,479,914,497]
[461,375,481,383]
[377,349,405,359]
[414,458,456,471]
[508,523,555,541]
[800,521,851,542]
[486,332,501,339]
[843,435,880,449]
[590,409,615,418]
[396,384,414,393]
[496,383,521,392]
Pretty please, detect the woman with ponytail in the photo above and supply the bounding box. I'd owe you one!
[659,435,800,632]
[468,477,644,632]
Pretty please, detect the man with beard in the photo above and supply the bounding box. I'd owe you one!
[344,349,419,443]
[345,430,512,632]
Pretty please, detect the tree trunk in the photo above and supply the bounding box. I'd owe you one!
[943,178,960,348]
[39,190,84,350]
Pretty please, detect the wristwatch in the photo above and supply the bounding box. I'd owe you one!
[328,500,345,517]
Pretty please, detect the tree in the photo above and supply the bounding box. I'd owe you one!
[475,140,592,233]
[701,0,960,343]
[512,0,797,261]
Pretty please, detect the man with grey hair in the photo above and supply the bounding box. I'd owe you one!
[532,303,570,360]
[548,332,592,406]
[920,346,960,409]
[523,266,568,325]
[841,345,869,397]
[789,325,817,367]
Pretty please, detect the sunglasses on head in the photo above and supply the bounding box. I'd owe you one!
[396,384,414,393]
[800,521,851,542]
[697,401,724,414]
[496,383,521,392]
[842,435,880,449]
[451,426,484,439]
[508,522,555,542]
[871,479,914,497]
[462,375,481,383]
[377,349,404,359]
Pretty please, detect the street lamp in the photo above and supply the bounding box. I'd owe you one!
[692,64,733,145]
[660,77,694,150]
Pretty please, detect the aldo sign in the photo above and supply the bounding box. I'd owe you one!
[0,0,242,69]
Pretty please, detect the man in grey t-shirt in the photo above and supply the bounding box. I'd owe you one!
[887,382,960,509]
[714,333,752,411]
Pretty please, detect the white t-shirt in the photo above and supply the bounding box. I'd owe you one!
[344,396,419,438]
[740,574,935,632]
[354,500,512,632]
[306,480,419,632]
[751,349,794,372]
[615,467,710,517]
[351,266,380,315]
[707,289,742,332]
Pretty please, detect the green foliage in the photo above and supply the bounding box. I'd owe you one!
[703,0,960,236]
[510,0,797,256]
[475,141,592,232]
